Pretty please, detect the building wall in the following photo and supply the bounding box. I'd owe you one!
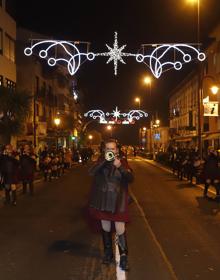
[0,0,16,85]
[169,23,220,150]
[16,27,82,150]
[145,126,170,153]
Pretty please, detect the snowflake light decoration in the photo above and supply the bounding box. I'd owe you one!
[84,107,148,124]
[24,33,206,77]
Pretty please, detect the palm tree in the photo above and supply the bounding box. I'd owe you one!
[0,86,31,144]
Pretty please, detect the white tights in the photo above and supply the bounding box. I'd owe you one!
[101,220,125,235]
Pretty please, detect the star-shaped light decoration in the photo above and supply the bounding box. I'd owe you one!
[112,106,121,121]
[96,32,132,75]
[106,32,126,75]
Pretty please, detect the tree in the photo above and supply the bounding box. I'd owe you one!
[0,86,31,144]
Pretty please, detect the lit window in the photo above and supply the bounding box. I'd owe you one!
[5,78,16,89]
[5,33,15,62]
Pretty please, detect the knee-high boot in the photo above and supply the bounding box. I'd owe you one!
[11,190,17,206]
[118,233,129,271]
[204,183,209,197]
[102,230,114,264]
[4,189,11,204]
[22,182,27,194]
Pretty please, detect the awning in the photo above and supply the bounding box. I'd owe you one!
[204,133,220,140]
[175,137,193,142]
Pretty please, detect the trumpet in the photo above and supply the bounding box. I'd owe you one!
[105,151,116,161]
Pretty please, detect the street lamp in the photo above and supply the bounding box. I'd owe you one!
[135,97,141,109]
[197,74,219,158]
[54,117,61,149]
[186,0,200,46]
[106,125,113,137]
[210,85,219,95]
[88,134,93,140]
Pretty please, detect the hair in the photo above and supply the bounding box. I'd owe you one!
[104,138,118,146]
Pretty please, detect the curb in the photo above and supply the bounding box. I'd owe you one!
[137,157,217,196]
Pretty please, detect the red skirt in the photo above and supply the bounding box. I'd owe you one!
[88,193,129,222]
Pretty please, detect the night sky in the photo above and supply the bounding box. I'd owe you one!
[10,0,220,144]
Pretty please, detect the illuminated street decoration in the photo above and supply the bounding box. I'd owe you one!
[84,107,148,124]
[24,33,206,77]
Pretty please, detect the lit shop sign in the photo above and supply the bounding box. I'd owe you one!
[203,97,219,116]
[154,133,161,140]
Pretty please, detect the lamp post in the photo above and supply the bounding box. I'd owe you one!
[88,134,93,146]
[106,125,113,137]
[197,74,219,158]
[135,97,141,109]
[143,75,152,96]
[54,117,61,149]
[150,119,160,160]
[33,94,37,148]
[186,0,200,47]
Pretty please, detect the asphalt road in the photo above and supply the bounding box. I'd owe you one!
[0,158,220,280]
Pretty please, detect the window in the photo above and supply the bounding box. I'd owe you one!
[5,33,15,62]
[0,75,3,86]
[5,78,16,89]
[0,29,3,55]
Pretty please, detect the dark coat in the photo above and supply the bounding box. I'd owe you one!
[203,153,220,180]
[1,154,20,184]
[88,157,133,222]
[20,154,36,181]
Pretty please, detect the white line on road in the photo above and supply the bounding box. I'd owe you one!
[115,239,126,280]
[130,190,179,280]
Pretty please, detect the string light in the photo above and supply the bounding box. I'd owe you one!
[24,34,206,78]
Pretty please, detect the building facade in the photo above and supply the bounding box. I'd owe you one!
[0,0,16,145]
[169,23,220,152]
[16,28,83,150]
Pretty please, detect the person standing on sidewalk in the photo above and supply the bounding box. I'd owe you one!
[88,139,134,271]
[20,144,36,196]
[1,144,20,206]
[203,147,220,201]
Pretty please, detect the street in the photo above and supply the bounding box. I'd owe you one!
[0,158,220,280]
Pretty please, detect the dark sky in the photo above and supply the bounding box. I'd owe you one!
[10,0,220,144]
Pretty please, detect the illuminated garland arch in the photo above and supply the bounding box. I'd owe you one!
[84,107,148,124]
[24,32,206,77]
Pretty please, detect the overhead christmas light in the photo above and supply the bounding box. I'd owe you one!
[84,106,148,124]
[24,33,206,77]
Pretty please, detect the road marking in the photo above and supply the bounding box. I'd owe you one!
[130,190,179,280]
[115,241,126,280]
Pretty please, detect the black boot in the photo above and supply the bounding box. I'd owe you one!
[118,233,129,271]
[102,230,114,264]
[4,189,11,205]
[22,182,27,194]
[11,190,17,206]
[203,184,209,198]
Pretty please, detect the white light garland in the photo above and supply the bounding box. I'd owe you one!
[24,33,206,77]
[84,107,148,124]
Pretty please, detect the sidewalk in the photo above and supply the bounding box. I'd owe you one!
[137,156,217,197]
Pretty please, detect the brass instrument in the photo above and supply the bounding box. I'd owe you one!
[105,151,116,161]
